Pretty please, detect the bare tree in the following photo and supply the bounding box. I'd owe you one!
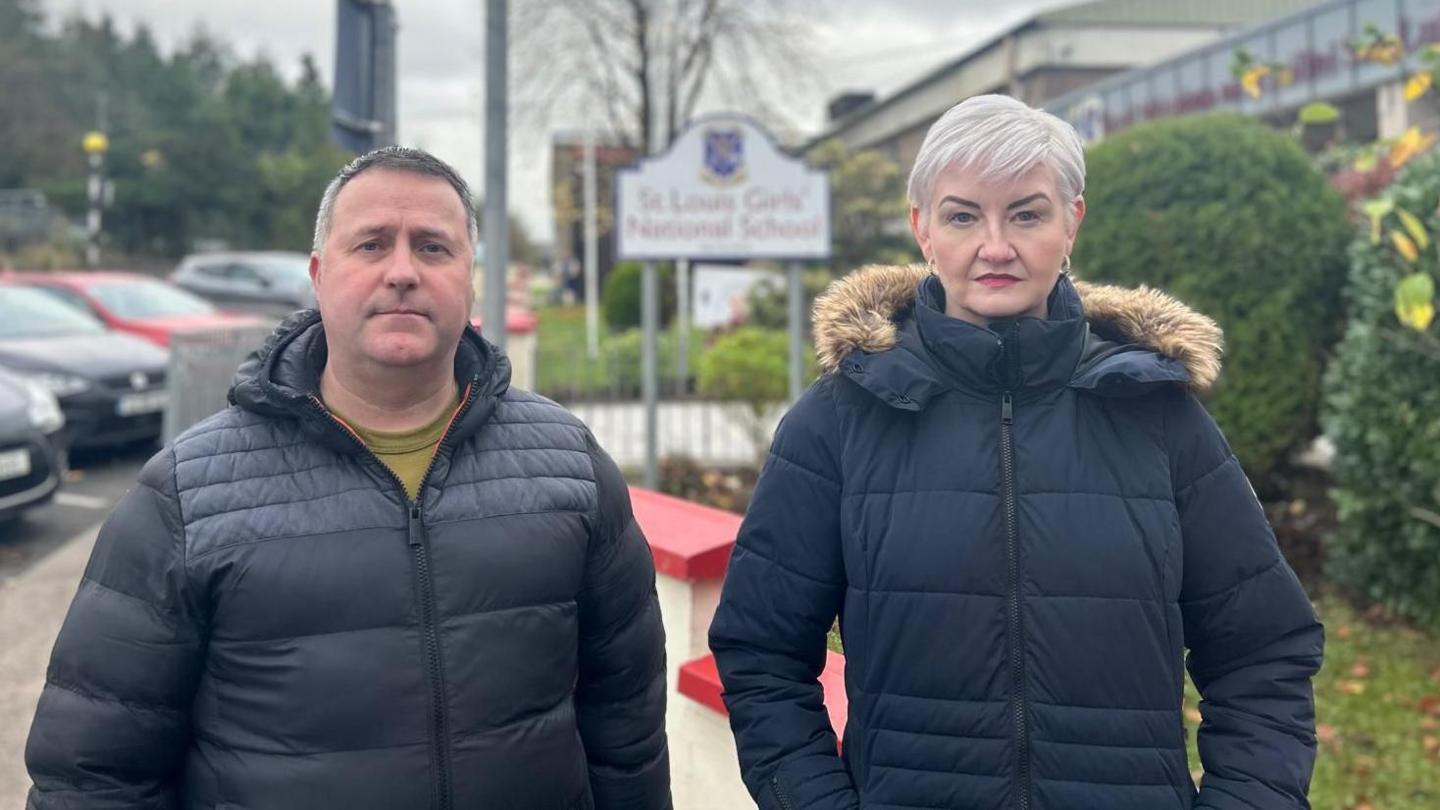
[512,0,818,154]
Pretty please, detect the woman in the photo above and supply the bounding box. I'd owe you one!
[709,94,1322,810]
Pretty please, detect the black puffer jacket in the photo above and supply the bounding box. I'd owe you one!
[26,311,670,810]
[710,266,1322,810]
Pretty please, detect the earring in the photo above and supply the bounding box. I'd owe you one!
[1061,255,1072,276]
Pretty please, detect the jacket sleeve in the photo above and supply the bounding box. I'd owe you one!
[709,379,858,810]
[577,433,671,810]
[1167,393,1324,810]
[25,449,206,810]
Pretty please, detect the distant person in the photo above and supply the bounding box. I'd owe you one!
[26,147,671,810]
[710,95,1322,809]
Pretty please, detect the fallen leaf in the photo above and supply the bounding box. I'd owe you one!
[1338,680,1368,695]
[1317,724,1340,747]
[1353,754,1378,778]
[1351,659,1373,679]
[1419,694,1440,715]
[1336,625,1354,640]
[1421,716,1439,730]
[1424,734,1440,754]
[1184,707,1202,724]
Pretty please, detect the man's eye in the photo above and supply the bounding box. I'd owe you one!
[358,241,381,251]
[421,243,449,254]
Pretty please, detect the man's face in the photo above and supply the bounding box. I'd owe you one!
[311,169,474,374]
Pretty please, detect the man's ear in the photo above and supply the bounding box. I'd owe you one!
[308,252,322,286]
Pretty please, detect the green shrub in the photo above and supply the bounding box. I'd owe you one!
[601,261,677,330]
[697,327,817,458]
[602,326,705,396]
[1323,151,1440,628]
[1073,114,1350,487]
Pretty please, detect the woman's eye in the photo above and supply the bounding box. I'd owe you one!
[947,211,976,224]
[1014,211,1040,223]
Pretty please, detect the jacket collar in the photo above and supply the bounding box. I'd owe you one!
[812,264,1223,410]
[229,309,511,452]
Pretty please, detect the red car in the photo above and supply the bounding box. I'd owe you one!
[4,271,268,347]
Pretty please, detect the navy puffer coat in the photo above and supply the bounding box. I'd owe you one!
[26,312,670,810]
[710,266,1322,810]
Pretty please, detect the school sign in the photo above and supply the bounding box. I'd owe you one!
[616,115,831,261]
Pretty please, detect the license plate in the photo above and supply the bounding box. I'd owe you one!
[0,448,30,481]
[116,390,168,416]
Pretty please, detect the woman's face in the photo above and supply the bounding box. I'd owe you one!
[910,162,1084,327]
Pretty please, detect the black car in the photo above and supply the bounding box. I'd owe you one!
[0,365,66,522]
[0,285,169,451]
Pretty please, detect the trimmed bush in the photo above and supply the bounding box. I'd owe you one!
[601,261,676,330]
[1074,114,1350,487]
[697,327,817,458]
[1323,151,1440,627]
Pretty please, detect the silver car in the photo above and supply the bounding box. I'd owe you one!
[169,251,315,318]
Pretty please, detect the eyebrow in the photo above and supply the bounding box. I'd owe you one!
[349,224,459,242]
[940,192,1052,210]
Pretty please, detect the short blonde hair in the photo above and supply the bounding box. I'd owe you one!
[907,94,1086,215]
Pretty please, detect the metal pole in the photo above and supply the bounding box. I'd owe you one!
[583,130,600,358]
[483,0,509,353]
[642,260,659,489]
[676,257,689,394]
[787,261,804,402]
[86,153,102,268]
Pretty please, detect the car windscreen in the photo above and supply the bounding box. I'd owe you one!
[0,286,107,338]
[87,279,216,319]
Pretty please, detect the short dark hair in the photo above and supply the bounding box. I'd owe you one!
[312,146,479,254]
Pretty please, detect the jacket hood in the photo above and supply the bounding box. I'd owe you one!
[812,264,1222,393]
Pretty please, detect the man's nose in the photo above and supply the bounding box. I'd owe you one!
[382,246,421,288]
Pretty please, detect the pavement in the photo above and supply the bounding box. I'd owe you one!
[0,446,148,807]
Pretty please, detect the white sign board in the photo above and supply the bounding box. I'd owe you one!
[691,264,769,330]
[616,114,831,260]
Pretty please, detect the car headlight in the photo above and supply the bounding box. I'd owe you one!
[20,379,65,433]
[23,371,90,397]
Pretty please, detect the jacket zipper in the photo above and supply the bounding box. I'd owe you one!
[1001,391,1031,810]
[309,379,479,810]
[770,776,798,810]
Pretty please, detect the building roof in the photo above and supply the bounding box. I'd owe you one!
[808,0,1325,150]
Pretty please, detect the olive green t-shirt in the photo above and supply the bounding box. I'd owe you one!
[332,395,460,502]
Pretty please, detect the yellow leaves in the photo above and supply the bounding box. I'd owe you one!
[1388,126,1437,170]
[1183,707,1202,725]
[1395,207,1431,250]
[1390,229,1419,263]
[1406,71,1435,101]
[1395,272,1436,330]
[1364,199,1395,244]
[1240,65,1269,99]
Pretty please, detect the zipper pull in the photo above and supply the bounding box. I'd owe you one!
[1001,392,1013,425]
[408,505,423,547]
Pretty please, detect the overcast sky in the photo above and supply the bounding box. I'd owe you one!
[38,0,1076,243]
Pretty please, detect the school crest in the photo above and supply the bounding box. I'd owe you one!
[701,127,746,186]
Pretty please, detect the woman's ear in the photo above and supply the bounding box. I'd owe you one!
[910,206,930,261]
[1066,195,1087,245]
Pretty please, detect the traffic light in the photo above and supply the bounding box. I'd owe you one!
[332,0,397,154]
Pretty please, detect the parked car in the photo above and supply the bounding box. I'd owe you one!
[6,271,268,347]
[0,365,65,522]
[0,284,169,451]
[170,251,315,317]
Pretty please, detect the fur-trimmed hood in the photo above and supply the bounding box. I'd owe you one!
[812,264,1223,393]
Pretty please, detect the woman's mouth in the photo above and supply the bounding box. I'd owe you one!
[976,274,1021,289]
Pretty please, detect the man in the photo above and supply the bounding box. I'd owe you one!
[25,147,671,809]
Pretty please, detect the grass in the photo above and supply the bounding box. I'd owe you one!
[827,596,1440,808]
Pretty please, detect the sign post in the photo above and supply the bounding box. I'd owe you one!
[616,115,831,484]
